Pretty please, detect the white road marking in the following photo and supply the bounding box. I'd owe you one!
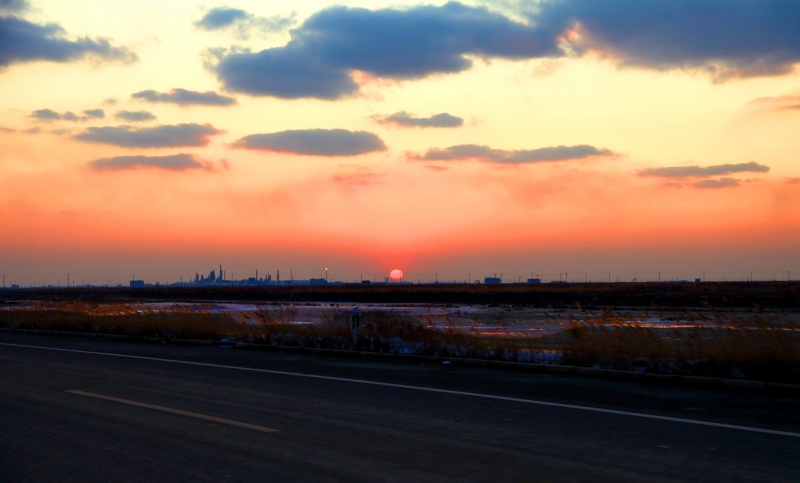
[3,341,799,438]
[66,390,280,433]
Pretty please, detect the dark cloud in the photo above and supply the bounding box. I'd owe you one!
[209,2,559,99]
[32,108,104,122]
[533,0,800,82]
[231,129,386,156]
[115,110,156,122]
[693,178,741,189]
[82,109,104,119]
[88,153,212,171]
[0,0,28,13]
[73,123,222,148]
[377,111,463,128]
[639,162,770,178]
[131,88,237,106]
[210,47,359,100]
[31,108,61,121]
[195,7,295,39]
[414,144,614,164]
[0,16,137,69]
[196,7,250,29]
[209,1,800,99]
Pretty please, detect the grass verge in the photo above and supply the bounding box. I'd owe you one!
[1,301,798,383]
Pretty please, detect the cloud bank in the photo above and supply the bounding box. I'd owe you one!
[693,178,741,189]
[207,1,800,99]
[209,2,560,99]
[0,0,28,13]
[377,111,463,128]
[73,123,222,148]
[747,93,800,112]
[414,144,614,164]
[32,108,104,122]
[88,153,212,171]
[82,109,104,119]
[639,162,770,178]
[115,110,156,122]
[132,88,236,106]
[231,129,386,156]
[0,15,137,69]
[31,109,65,121]
[195,7,295,39]
[534,0,800,82]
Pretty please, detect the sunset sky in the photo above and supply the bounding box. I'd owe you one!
[1,0,799,285]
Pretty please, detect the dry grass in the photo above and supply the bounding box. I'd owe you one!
[247,309,516,357]
[2,301,799,383]
[557,309,800,382]
[0,301,246,340]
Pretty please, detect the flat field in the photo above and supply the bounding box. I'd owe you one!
[1,283,798,383]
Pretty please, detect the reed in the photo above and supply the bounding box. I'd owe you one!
[2,301,798,382]
[559,309,800,382]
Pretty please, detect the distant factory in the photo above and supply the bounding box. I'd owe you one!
[130,265,343,288]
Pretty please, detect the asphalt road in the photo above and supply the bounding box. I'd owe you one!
[1,333,799,482]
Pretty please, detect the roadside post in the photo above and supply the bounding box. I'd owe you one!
[351,306,360,350]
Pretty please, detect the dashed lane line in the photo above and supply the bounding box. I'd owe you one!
[65,390,280,433]
[2,342,799,438]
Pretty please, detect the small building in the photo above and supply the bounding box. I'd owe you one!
[484,277,502,284]
[309,278,328,286]
[527,278,541,284]
[130,280,145,288]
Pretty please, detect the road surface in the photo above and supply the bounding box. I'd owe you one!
[1,332,798,482]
